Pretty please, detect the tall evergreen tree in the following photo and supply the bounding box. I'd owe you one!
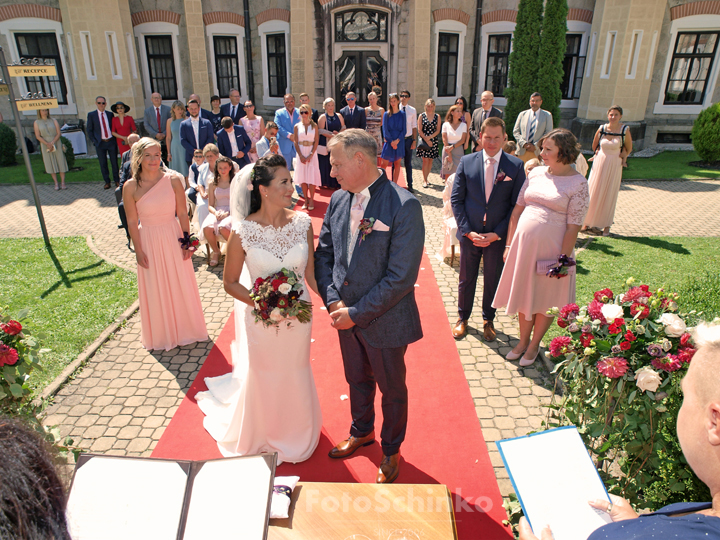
[536,0,569,128]
[504,0,544,140]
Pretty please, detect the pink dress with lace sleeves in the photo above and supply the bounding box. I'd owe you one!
[493,166,589,320]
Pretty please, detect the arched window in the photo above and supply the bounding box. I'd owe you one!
[335,10,388,43]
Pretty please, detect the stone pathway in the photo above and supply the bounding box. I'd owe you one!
[2,169,719,498]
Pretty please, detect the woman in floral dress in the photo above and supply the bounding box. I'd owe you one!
[241,101,265,163]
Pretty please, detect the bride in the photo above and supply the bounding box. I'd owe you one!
[196,154,322,463]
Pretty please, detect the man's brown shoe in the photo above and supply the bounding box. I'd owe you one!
[452,319,467,340]
[483,320,497,342]
[328,433,375,459]
[376,453,400,484]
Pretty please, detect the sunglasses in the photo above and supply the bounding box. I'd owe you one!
[346,97,355,101]
[300,111,310,115]
[243,104,253,108]
[400,95,409,98]
[97,101,106,105]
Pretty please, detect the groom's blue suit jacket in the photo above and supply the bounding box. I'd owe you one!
[315,172,424,349]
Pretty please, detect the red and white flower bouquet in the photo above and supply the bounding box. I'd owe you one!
[249,268,312,328]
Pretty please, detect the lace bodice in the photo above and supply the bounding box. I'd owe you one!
[518,166,590,227]
[233,213,311,296]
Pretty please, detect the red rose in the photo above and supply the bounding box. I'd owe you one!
[588,300,607,324]
[260,311,270,320]
[258,300,268,310]
[549,336,573,358]
[608,324,622,335]
[559,303,580,320]
[277,297,289,308]
[619,341,632,351]
[0,344,19,366]
[630,302,650,319]
[580,333,594,347]
[639,285,650,293]
[680,333,692,347]
[0,320,22,336]
[557,319,568,328]
[254,277,264,287]
[677,346,696,364]
[271,279,284,289]
[593,288,614,303]
[624,331,637,342]
[625,286,652,303]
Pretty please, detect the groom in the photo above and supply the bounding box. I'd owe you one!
[315,129,424,484]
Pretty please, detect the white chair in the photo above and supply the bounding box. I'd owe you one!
[438,173,460,265]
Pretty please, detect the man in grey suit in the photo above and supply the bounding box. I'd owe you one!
[469,91,503,152]
[143,92,171,161]
[315,129,424,485]
[513,92,553,162]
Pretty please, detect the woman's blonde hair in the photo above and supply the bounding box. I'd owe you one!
[131,137,166,186]
[36,109,51,119]
[298,104,317,132]
[170,100,185,120]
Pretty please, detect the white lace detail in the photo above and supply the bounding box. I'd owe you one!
[519,166,590,227]
[234,212,310,258]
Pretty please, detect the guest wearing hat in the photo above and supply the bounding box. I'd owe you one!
[111,101,137,155]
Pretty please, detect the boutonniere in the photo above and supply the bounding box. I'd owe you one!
[494,169,507,185]
[358,218,376,244]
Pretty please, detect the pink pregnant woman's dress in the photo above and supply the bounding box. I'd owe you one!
[136,174,208,350]
[493,166,589,321]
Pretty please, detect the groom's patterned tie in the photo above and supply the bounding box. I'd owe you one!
[348,192,366,263]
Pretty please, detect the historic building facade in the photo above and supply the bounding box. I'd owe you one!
[0,0,718,150]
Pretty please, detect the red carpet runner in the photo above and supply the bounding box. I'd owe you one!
[152,183,511,539]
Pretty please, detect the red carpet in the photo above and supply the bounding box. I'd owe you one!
[152,186,511,539]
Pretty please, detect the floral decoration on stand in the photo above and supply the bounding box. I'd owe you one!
[249,269,312,328]
[545,278,706,507]
[358,217,376,244]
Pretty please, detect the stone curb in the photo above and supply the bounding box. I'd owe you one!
[33,299,140,408]
[86,235,136,273]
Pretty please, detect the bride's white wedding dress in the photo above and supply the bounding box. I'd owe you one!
[196,212,322,463]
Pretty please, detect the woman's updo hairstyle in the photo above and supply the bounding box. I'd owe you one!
[249,153,288,214]
[543,128,581,165]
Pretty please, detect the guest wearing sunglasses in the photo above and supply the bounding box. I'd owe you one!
[86,96,120,189]
[293,104,321,210]
[340,92,366,130]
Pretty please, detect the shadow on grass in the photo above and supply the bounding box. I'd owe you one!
[615,236,691,255]
[41,243,117,298]
[582,241,624,258]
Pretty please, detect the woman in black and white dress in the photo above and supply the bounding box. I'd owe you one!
[416,98,440,188]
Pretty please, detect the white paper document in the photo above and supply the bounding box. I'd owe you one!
[497,426,613,540]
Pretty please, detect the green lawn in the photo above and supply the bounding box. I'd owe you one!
[0,154,106,185]
[624,151,720,180]
[545,236,720,345]
[0,237,137,392]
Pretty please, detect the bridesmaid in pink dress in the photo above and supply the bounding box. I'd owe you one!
[493,129,589,366]
[123,138,208,350]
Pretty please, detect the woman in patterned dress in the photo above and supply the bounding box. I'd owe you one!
[365,91,384,165]
[416,98,440,188]
[241,100,265,163]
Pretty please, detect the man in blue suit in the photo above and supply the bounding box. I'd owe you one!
[219,88,245,125]
[274,94,299,169]
[86,95,119,189]
[315,129,424,485]
[180,99,214,167]
[340,92,366,130]
[216,116,252,168]
[451,116,526,341]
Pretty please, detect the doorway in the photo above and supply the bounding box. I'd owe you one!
[335,51,387,109]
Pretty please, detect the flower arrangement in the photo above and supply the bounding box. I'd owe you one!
[0,308,43,413]
[178,232,200,252]
[546,278,707,507]
[250,269,312,328]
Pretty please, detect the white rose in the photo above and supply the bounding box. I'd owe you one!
[270,308,284,322]
[635,366,662,393]
[278,283,292,295]
[601,303,624,322]
[659,313,686,338]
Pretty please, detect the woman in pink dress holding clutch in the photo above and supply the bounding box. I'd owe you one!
[123,138,208,350]
[493,129,589,366]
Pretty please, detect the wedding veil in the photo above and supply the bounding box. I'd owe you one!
[230,163,255,223]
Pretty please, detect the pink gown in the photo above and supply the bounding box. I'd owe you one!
[493,166,589,321]
[583,133,624,229]
[136,174,208,350]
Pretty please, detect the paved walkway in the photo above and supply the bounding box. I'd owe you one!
[2,172,720,497]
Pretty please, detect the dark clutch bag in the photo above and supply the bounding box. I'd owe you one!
[416,138,432,153]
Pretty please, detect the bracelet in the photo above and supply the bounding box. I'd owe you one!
[505,245,511,248]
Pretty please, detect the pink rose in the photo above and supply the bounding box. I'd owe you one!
[597,357,628,378]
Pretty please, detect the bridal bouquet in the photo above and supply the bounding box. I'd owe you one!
[249,269,312,328]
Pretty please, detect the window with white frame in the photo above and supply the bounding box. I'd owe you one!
[485,34,511,97]
[433,19,466,105]
[14,32,68,103]
[561,34,585,99]
[134,22,183,106]
[213,36,240,98]
[664,31,719,104]
[258,19,290,107]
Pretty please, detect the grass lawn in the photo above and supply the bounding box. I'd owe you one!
[624,151,720,180]
[544,236,720,346]
[0,153,106,185]
[0,237,137,393]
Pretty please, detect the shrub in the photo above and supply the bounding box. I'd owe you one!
[0,122,17,166]
[691,102,720,163]
[60,135,75,169]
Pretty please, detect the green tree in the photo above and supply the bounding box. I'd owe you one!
[504,0,544,140]
[536,0,568,128]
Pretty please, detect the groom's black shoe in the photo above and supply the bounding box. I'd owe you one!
[376,452,400,484]
[328,433,375,459]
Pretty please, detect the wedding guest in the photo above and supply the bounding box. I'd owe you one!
[365,91,384,166]
[0,416,72,540]
[202,155,235,266]
[524,158,541,176]
[34,109,68,190]
[454,97,472,151]
[123,138,208,350]
[513,92,553,163]
[166,100,189,178]
[208,95,223,133]
[398,90,418,193]
[340,91,366,130]
[451,117,526,342]
[470,91,503,152]
[416,98,440,188]
[293,104,321,210]
[256,122,281,159]
[381,93,406,184]
[110,101,137,156]
[117,134,141,244]
[86,96,119,189]
[318,97,345,189]
[192,143,220,233]
[143,92,171,162]
[217,116,252,168]
[520,321,720,540]
[220,88,245,124]
[274,94,300,169]
[441,105,467,181]
[503,141,517,156]
[240,100,265,163]
[187,93,213,121]
[186,149,205,205]
[493,129,589,366]
[299,92,319,123]
[180,99,214,168]
[582,105,632,236]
